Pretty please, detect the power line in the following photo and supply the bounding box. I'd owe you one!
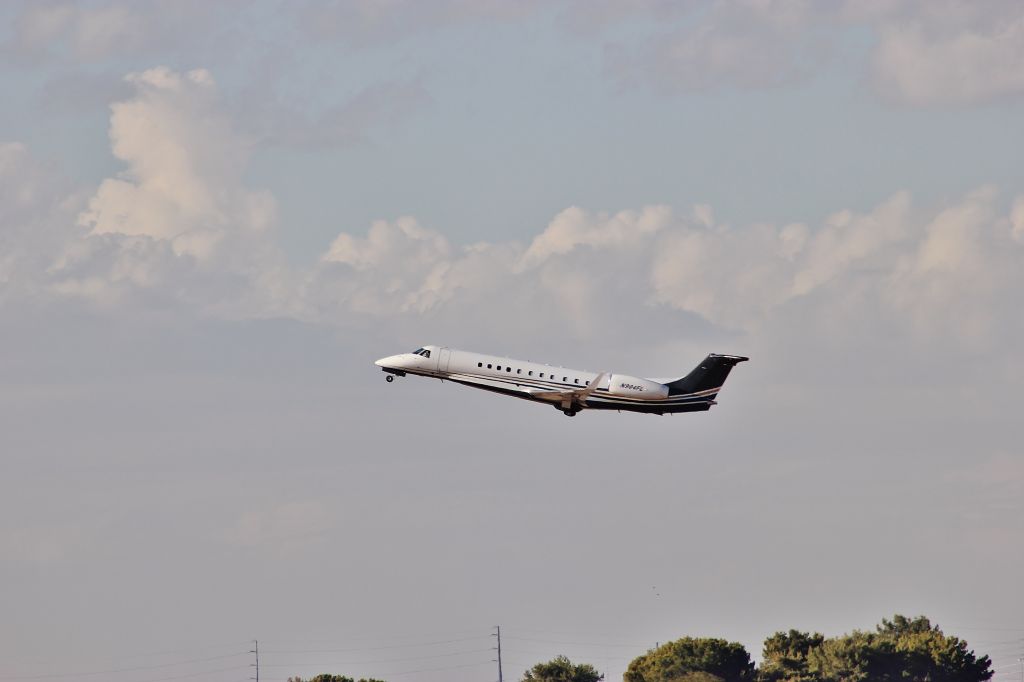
[387,660,495,677]
[943,625,1024,633]
[5,643,252,669]
[2,664,246,682]
[260,628,487,645]
[7,622,1013,682]
[260,635,490,655]
[270,657,496,679]
[0,652,249,680]
[135,665,248,682]
[505,625,656,639]
[259,647,494,667]
[501,648,636,662]
[504,635,649,648]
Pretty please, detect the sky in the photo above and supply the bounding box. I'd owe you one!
[2,1,1024,681]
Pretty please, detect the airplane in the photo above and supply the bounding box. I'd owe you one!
[374,345,748,417]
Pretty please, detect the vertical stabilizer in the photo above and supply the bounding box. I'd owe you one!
[666,354,748,399]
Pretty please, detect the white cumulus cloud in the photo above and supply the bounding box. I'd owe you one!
[4,64,1024,361]
[78,67,276,260]
[311,187,1024,353]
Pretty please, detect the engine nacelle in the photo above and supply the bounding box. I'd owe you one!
[607,374,669,400]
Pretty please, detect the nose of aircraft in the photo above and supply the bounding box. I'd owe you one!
[375,354,401,368]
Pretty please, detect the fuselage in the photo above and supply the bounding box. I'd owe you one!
[375,345,747,416]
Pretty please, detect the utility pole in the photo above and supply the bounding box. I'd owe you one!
[493,626,504,682]
[250,639,259,682]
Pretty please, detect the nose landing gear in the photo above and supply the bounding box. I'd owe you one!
[382,369,404,382]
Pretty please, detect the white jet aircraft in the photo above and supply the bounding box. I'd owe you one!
[375,346,747,417]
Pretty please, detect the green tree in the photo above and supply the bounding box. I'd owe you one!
[759,630,825,682]
[759,615,993,682]
[288,671,387,675]
[521,655,603,682]
[879,615,992,682]
[805,630,898,682]
[624,638,755,682]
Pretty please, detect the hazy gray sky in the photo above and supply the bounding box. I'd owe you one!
[2,2,1024,681]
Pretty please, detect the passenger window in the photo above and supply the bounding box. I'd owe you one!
[506,367,511,373]
[487,364,492,369]
[517,369,521,374]
[540,373,545,378]
[575,378,580,384]
[528,371,533,376]
[477,362,482,367]
[497,365,502,371]
[563,376,567,382]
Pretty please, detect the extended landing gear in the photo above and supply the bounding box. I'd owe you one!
[562,410,577,417]
[557,405,579,417]
[385,375,394,383]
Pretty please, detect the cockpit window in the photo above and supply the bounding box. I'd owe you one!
[413,347,425,355]
[411,347,431,358]
[422,350,430,358]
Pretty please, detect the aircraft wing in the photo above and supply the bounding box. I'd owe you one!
[522,388,575,402]
[523,373,607,405]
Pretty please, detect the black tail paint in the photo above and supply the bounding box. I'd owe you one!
[666,354,749,397]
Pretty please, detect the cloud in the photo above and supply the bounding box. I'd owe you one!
[78,67,275,258]
[600,0,1024,106]
[0,523,89,564]
[251,79,432,150]
[6,1,219,62]
[308,187,1024,357]
[519,205,672,268]
[0,68,294,322]
[226,500,336,551]
[324,216,449,271]
[605,0,835,93]
[318,216,454,315]
[5,65,1024,362]
[12,3,1024,110]
[1011,195,1024,244]
[865,0,1024,106]
[556,0,691,35]
[312,207,679,331]
[0,141,84,306]
[9,1,146,61]
[886,186,1013,344]
[44,67,292,315]
[311,205,676,323]
[296,0,542,46]
[315,216,519,317]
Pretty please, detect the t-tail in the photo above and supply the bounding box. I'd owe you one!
[666,353,749,402]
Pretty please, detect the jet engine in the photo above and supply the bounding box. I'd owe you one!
[607,374,669,400]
